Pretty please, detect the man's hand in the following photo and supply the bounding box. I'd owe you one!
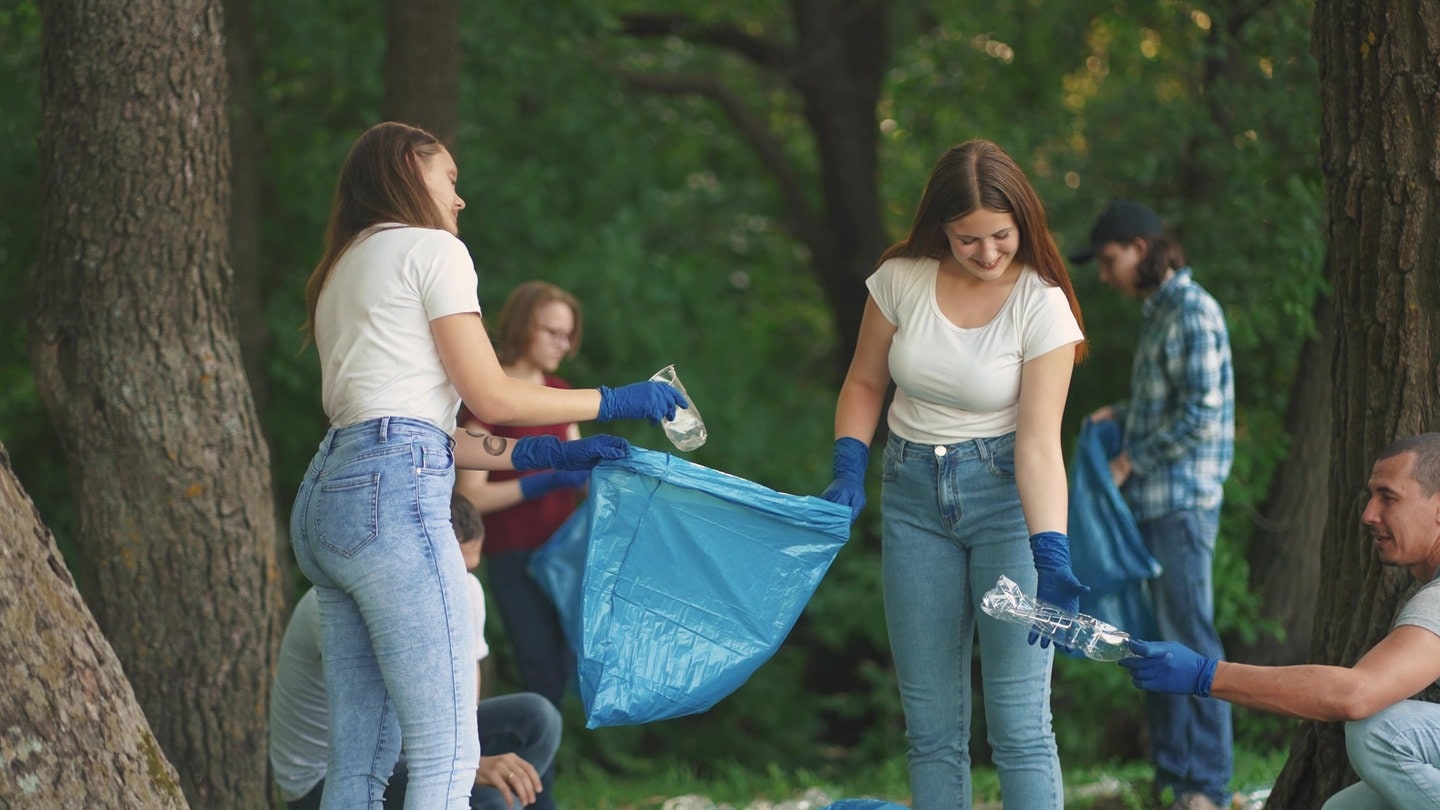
[476,752,542,807]
[1108,451,1133,487]
[1089,405,1116,423]
[1119,639,1218,697]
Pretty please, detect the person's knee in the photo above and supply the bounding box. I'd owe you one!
[1344,703,1411,778]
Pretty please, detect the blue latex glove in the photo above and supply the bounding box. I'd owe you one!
[512,435,629,471]
[597,381,689,425]
[1118,639,1218,697]
[519,468,590,500]
[820,437,869,522]
[1028,531,1091,647]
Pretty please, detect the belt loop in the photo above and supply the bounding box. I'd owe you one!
[378,416,390,443]
[974,437,988,461]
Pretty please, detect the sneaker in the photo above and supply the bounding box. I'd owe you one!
[1166,793,1223,810]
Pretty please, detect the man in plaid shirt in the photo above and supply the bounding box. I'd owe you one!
[1072,200,1235,810]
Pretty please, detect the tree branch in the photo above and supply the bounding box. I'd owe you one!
[617,12,790,70]
[618,70,826,251]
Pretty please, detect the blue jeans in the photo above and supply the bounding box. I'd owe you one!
[487,549,575,708]
[880,433,1062,810]
[1139,508,1233,805]
[290,417,479,810]
[290,693,565,810]
[1321,700,1440,809]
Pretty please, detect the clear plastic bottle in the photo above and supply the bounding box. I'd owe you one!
[979,575,1133,662]
[650,364,707,451]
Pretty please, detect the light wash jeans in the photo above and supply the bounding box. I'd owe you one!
[1139,508,1233,806]
[290,416,479,810]
[1322,700,1440,809]
[880,432,1062,810]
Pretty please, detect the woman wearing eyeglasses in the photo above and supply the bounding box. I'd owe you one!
[454,281,587,728]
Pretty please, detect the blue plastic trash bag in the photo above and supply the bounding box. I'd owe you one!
[527,501,591,657]
[821,801,908,810]
[1069,416,1160,638]
[578,447,851,728]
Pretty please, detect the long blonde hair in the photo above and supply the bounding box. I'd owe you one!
[302,122,454,343]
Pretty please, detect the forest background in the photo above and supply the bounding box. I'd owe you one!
[3,0,1430,807]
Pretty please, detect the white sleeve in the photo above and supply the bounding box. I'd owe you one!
[411,232,481,322]
[466,574,490,662]
[1021,280,1084,360]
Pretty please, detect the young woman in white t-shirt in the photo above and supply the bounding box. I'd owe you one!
[821,140,1088,809]
[289,122,686,810]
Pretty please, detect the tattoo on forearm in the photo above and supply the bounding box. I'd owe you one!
[463,426,487,438]
[483,435,507,456]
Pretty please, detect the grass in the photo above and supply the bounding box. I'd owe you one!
[554,744,1289,809]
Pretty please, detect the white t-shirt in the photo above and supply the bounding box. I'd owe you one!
[316,225,482,432]
[268,578,489,801]
[867,257,1083,443]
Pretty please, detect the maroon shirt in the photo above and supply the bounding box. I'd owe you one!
[459,374,580,555]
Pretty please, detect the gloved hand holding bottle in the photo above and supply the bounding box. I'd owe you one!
[1027,531,1090,647]
[597,381,689,425]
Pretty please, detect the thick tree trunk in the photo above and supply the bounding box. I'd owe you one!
[33,1,281,806]
[1233,296,1331,667]
[1269,1,1440,806]
[0,441,189,810]
[384,0,459,146]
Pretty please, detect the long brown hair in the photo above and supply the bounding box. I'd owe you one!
[301,122,454,343]
[493,281,584,366]
[882,140,1087,361]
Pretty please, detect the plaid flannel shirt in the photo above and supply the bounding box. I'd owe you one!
[1112,268,1234,523]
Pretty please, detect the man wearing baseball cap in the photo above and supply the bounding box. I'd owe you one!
[1073,200,1235,810]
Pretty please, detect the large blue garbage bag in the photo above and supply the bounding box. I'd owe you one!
[578,447,851,728]
[527,501,591,657]
[1069,417,1160,638]
[821,801,908,810]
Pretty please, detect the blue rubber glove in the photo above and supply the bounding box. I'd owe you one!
[1118,639,1218,698]
[1028,531,1091,647]
[512,435,629,471]
[820,437,869,522]
[518,468,590,500]
[597,381,689,425]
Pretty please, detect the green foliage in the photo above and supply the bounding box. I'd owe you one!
[0,0,1325,789]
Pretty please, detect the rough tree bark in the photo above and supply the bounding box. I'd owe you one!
[1268,1,1440,805]
[384,0,459,147]
[619,0,891,368]
[0,441,188,809]
[33,0,281,805]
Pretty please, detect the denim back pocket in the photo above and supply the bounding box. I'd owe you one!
[316,472,381,558]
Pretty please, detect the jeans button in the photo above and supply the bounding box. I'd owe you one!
[934,445,947,457]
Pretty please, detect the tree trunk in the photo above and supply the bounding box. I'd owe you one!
[0,441,189,810]
[1232,295,1331,667]
[384,0,459,147]
[33,1,281,806]
[1269,1,1440,806]
[224,0,271,416]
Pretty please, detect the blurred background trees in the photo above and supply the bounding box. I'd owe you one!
[6,0,1431,806]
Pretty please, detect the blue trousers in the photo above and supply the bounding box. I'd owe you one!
[1323,700,1440,809]
[881,432,1062,810]
[1140,508,1233,806]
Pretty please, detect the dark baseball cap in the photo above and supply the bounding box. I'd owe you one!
[1069,199,1164,263]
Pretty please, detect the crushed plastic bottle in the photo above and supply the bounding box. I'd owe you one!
[980,575,1134,661]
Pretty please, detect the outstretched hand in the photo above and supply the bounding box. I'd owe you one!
[597,381,689,425]
[1118,639,1218,697]
[512,435,630,471]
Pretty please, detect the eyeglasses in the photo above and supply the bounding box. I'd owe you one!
[536,326,573,345]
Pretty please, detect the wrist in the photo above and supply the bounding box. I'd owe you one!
[1195,656,1219,698]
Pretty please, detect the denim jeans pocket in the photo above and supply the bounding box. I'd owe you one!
[985,434,1018,479]
[316,472,381,558]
